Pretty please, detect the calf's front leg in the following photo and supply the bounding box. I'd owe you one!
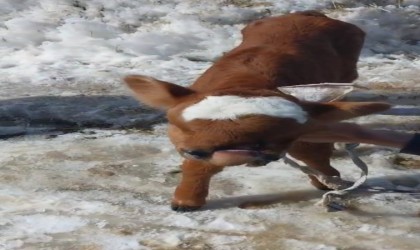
[171,159,223,212]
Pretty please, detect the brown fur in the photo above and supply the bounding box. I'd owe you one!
[124,11,390,211]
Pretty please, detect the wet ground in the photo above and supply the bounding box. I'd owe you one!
[1,89,419,250]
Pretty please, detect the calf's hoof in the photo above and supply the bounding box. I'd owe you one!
[171,198,205,212]
[171,203,202,212]
[310,178,334,191]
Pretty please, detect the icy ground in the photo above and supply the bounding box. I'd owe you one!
[1,0,420,249]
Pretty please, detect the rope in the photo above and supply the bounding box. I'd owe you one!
[279,83,419,211]
[283,143,368,211]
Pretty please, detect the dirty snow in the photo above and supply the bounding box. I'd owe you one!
[1,0,420,249]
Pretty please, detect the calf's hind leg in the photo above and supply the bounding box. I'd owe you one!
[287,142,339,190]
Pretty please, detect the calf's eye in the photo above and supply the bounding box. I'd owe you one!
[181,150,212,159]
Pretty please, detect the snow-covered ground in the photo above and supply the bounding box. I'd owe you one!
[1,0,420,249]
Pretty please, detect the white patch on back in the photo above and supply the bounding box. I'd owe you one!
[182,95,307,123]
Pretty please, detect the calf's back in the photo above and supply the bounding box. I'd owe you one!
[191,11,365,92]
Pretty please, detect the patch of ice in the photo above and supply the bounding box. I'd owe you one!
[158,232,184,247]
[284,239,338,250]
[204,215,265,232]
[6,214,87,235]
[162,214,200,228]
[357,223,410,236]
[93,234,143,250]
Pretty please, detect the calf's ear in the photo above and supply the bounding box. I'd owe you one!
[302,101,391,122]
[123,75,195,110]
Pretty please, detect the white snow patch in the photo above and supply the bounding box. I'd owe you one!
[284,239,338,250]
[204,214,265,232]
[162,214,200,228]
[7,214,87,235]
[93,234,143,250]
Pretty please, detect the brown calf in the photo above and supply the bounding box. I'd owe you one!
[124,11,390,211]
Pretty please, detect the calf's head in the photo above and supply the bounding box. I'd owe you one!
[124,75,390,167]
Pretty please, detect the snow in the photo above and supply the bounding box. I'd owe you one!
[1,0,420,249]
[7,214,87,235]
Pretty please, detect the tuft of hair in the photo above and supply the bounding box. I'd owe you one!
[182,95,308,123]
